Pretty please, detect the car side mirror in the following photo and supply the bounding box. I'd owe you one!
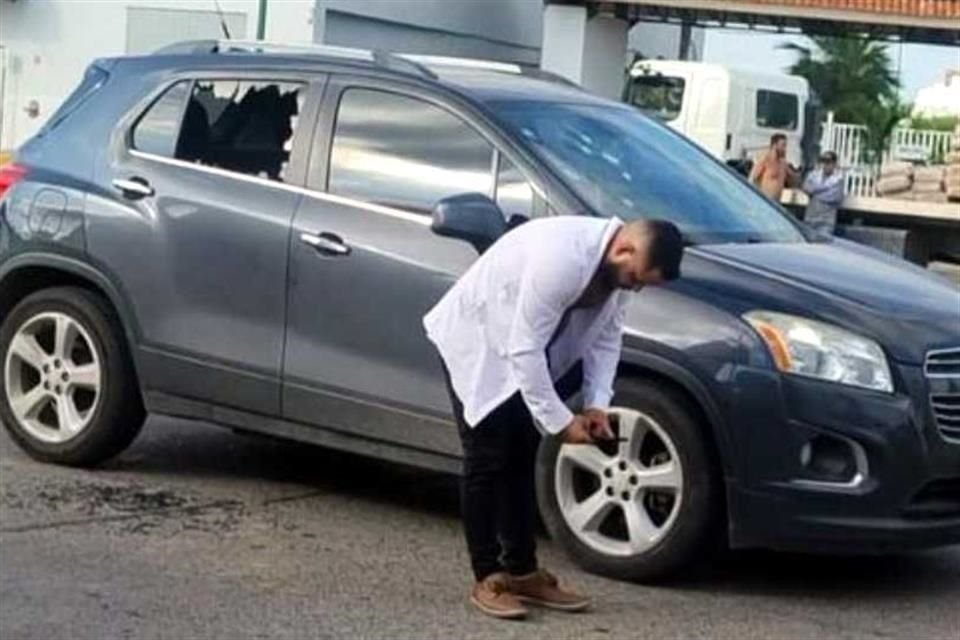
[430,193,507,254]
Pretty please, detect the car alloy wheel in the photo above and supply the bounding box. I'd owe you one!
[4,311,103,444]
[554,407,683,557]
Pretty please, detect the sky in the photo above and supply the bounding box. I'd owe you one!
[703,29,960,100]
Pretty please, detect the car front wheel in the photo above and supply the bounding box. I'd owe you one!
[536,379,723,581]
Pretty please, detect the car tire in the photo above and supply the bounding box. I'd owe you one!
[0,287,145,466]
[536,378,723,582]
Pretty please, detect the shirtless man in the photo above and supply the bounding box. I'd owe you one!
[750,133,797,202]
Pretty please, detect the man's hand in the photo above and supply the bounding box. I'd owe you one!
[584,408,615,441]
[561,415,594,444]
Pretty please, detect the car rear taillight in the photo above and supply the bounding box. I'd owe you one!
[0,163,28,201]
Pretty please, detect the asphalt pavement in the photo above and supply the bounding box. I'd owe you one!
[1,415,958,639]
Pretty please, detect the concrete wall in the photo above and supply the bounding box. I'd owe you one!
[314,1,700,66]
[0,0,313,149]
[541,6,629,98]
[314,0,542,64]
[320,10,539,64]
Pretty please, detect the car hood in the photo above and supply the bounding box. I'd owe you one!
[686,239,960,364]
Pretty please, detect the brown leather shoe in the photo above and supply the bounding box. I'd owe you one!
[508,569,591,612]
[470,572,528,620]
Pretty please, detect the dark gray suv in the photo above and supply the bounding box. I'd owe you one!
[1,41,958,581]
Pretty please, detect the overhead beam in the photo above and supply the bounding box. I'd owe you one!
[623,1,957,29]
[584,0,960,44]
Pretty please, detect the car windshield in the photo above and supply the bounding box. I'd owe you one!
[490,100,806,245]
[625,74,685,122]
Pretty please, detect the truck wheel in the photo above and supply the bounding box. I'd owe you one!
[0,287,145,466]
[536,379,723,581]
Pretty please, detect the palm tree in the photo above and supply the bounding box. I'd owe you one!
[780,36,900,125]
[782,36,906,165]
[861,96,912,164]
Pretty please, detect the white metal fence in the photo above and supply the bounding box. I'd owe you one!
[820,113,955,197]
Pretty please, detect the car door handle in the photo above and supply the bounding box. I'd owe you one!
[300,231,351,257]
[112,177,154,198]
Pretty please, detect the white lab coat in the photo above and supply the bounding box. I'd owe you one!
[424,216,627,434]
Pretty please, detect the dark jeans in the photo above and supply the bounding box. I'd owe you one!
[446,382,541,582]
[442,360,582,582]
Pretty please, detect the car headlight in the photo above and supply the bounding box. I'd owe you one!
[744,311,893,393]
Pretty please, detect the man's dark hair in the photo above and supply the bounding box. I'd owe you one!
[643,219,684,281]
[770,133,787,146]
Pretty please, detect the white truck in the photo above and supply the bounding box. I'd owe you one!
[622,59,813,169]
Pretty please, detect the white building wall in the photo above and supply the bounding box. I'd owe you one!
[263,0,315,45]
[0,0,313,149]
[539,5,589,82]
[541,6,629,99]
[582,16,630,98]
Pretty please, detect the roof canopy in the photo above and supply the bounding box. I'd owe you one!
[596,0,960,45]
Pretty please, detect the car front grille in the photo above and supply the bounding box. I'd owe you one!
[931,394,960,443]
[925,348,960,378]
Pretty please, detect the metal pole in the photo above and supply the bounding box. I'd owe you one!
[678,22,692,60]
[257,0,268,40]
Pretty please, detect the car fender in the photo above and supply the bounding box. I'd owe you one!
[618,346,734,478]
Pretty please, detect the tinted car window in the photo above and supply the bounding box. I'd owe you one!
[132,80,190,158]
[178,80,304,182]
[756,90,798,130]
[492,101,805,245]
[496,154,534,221]
[329,89,494,213]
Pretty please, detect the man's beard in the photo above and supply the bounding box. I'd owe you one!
[598,259,622,290]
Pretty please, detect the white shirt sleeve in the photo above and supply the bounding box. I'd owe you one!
[506,252,581,435]
[582,293,627,409]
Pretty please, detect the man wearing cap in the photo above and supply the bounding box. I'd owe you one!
[802,151,845,234]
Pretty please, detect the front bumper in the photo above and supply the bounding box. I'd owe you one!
[724,363,960,553]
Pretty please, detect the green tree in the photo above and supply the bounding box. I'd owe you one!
[908,114,960,132]
[780,36,900,125]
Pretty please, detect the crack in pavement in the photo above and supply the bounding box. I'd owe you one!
[0,498,242,534]
[1,488,330,535]
[261,490,327,505]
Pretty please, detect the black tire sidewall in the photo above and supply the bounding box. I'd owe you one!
[536,379,723,582]
[0,287,143,466]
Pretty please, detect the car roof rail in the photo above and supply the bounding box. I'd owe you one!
[398,54,522,75]
[397,54,579,88]
[518,67,580,88]
[153,40,221,55]
[153,41,560,84]
[153,40,437,79]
